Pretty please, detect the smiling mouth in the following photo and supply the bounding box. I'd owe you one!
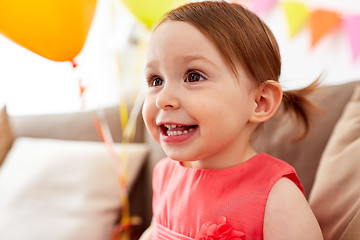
[160,124,198,136]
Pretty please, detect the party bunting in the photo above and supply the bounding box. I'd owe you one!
[281,1,309,37]
[246,0,360,62]
[309,9,342,48]
[343,15,360,61]
[252,0,277,15]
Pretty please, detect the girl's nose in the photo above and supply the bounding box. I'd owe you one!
[155,84,181,110]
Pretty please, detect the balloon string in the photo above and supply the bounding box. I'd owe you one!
[92,115,124,178]
[93,111,142,240]
[71,59,78,68]
[70,55,139,240]
[70,59,87,108]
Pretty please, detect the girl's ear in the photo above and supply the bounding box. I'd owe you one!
[249,80,283,123]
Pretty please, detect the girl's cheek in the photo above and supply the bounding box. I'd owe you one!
[142,103,151,127]
[142,101,156,129]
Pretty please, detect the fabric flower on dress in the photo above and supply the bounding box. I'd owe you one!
[195,216,245,240]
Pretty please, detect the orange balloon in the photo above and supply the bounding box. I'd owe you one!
[0,0,97,62]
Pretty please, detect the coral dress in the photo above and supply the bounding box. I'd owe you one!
[152,153,304,240]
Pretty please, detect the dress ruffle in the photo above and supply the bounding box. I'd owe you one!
[153,222,194,240]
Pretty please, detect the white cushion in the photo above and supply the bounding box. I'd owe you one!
[0,138,148,240]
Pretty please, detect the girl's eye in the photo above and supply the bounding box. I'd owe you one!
[148,77,164,87]
[185,71,205,82]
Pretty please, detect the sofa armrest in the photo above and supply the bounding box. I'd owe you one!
[9,105,144,143]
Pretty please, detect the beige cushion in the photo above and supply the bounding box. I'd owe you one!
[0,138,149,240]
[340,210,360,240]
[309,85,360,240]
[0,105,14,167]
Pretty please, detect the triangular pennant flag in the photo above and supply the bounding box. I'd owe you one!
[343,14,360,61]
[309,9,342,47]
[252,0,277,15]
[282,1,309,37]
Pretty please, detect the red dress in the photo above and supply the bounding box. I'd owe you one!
[152,153,304,240]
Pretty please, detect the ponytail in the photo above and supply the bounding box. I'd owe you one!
[281,78,321,141]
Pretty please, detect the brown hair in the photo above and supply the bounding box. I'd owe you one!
[160,1,318,138]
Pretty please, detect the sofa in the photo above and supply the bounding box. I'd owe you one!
[0,80,359,240]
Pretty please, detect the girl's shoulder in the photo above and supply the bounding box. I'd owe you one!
[264,177,323,239]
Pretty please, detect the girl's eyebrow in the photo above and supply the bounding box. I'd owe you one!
[145,55,219,71]
[145,60,157,71]
[181,55,219,70]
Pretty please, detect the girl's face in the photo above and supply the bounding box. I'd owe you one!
[143,21,258,169]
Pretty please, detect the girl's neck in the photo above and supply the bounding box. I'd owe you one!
[181,146,257,170]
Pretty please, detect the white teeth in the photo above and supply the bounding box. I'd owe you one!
[164,124,179,130]
[166,127,194,136]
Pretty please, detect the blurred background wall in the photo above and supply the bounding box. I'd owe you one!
[0,0,359,116]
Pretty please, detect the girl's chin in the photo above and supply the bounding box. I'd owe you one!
[160,149,189,161]
[162,152,199,165]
